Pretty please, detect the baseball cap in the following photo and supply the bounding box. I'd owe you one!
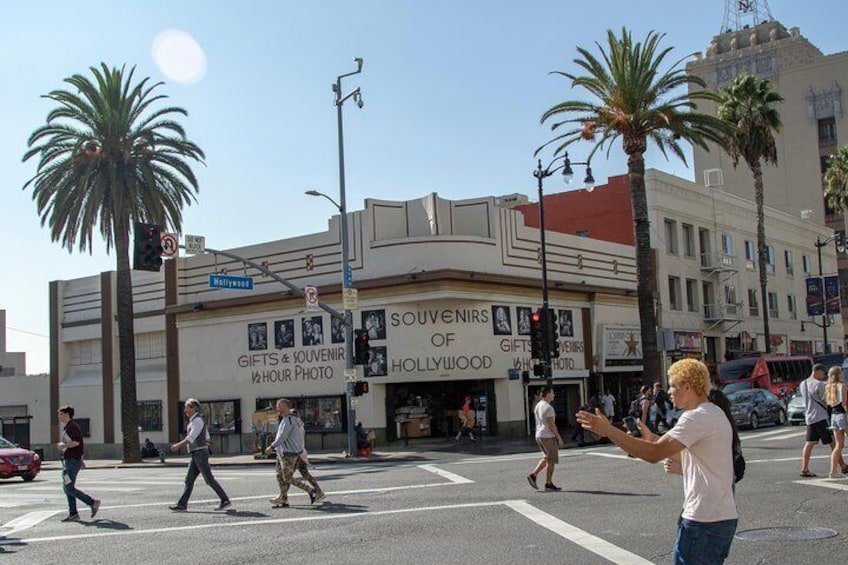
[812,363,827,373]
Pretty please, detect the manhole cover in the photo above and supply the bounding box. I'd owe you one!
[736,527,838,541]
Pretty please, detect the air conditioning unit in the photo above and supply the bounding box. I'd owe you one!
[704,168,724,189]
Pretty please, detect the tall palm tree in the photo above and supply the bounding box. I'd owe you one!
[716,73,783,354]
[539,28,727,386]
[23,64,205,462]
[824,146,848,212]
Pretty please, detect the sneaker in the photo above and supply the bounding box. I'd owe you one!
[308,490,316,505]
[470,435,477,442]
[829,472,844,479]
[842,464,848,475]
[526,474,538,489]
[215,500,232,511]
[269,496,284,505]
[90,500,101,519]
[169,504,187,511]
[61,514,80,522]
[272,502,290,508]
[314,491,327,503]
[544,483,562,492]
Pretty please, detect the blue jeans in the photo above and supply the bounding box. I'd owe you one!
[176,448,228,507]
[62,458,94,515]
[673,518,737,565]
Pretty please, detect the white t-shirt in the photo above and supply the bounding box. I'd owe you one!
[534,399,555,439]
[666,402,737,523]
[602,394,615,417]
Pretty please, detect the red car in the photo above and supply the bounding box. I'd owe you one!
[0,436,41,481]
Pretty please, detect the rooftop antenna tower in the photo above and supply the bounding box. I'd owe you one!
[721,0,775,33]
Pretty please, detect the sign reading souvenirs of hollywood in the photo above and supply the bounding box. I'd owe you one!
[227,300,586,386]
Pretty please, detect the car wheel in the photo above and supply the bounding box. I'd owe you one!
[776,410,786,426]
[750,412,759,429]
[22,474,35,482]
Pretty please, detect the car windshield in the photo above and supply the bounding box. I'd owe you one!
[727,391,754,404]
[0,437,15,449]
[722,382,753,395]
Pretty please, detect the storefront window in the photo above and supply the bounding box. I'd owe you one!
[255,396,345,433]
[138,400,163,431]
[179,400,240,434]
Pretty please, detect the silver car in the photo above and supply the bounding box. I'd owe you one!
[785,392,805,426]
[728,389,786,429]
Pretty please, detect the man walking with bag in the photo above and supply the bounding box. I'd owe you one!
[169,398,231,511]
[265,398,319,508]
[799,363,834,477]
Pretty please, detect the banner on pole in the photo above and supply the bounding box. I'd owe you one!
[806,277,824,317]
[825,275,841,315]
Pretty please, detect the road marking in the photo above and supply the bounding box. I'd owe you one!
[794,478,848,491]
[587,452,641,461]
[0,510,60,538]
[418,464,474,484]
[762,431,806,442]
[747,454,831,464]
[18,497,653,565]
[505,500,653,565]
[19,501,509,543]
[452,448,604,466]
[741,428,798,439]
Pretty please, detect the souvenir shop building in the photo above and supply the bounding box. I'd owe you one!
[37,193,640,456]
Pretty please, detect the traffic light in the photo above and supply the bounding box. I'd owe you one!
[529,309,544,359]
[133,222,163,272]
[354,330,370,365]
[547,309,560,358]
[533,363,545,377]
[353,381,370,396]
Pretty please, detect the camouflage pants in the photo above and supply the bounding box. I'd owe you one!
[275,455,315,502]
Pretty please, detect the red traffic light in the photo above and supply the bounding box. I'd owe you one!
[530,311,542,323]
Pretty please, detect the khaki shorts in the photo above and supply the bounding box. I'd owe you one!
[536,436,559,464]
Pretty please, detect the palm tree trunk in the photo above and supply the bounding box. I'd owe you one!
[750,159,771,354]
[627,150,661,386]
[115,217,141,462]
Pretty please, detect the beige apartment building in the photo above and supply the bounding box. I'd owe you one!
[19,193,641,457]
[687,17,848,346]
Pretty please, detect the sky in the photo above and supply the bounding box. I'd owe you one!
[2,1,846,374]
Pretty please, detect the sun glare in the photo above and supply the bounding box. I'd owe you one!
[152,29,206,85]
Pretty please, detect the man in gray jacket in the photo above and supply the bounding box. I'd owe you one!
[264,398,318,508]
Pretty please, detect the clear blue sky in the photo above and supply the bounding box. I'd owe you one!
[2,1,846,373]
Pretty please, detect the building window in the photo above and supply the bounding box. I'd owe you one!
[784,249,794,276]
[768,292,779,318]
[135,332,166,360]
[803,254,812,275]
[766,245,775,274]
[682,224,695,258]
[665,219,678,254]
[138,400,163,431]
[787,294,797,320]
[179,400,241,434]
[721,233,733,255]
[68,339,103,366]
[685,279,698,312]
[668,276,682,310]
[748,288,759,317]
[75,418,91,438]
[819,117,836,144]
[725,285,738,316]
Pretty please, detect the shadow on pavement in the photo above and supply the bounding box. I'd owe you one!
[0,538,26,553]
[223,510,268,518]
[79,519,131,530]
[309,502,368,514]
[567,489,661,497]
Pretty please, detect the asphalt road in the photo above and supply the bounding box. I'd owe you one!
[1,424,844,564]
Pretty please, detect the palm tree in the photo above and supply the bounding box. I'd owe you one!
[539,28,727,386]
[824,146,848,212]
[716,73,783,353]
[23,64,205,462]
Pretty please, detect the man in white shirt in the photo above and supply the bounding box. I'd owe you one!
[526,387,564,491]
[578,359,737,564]
[169,398,231,511]
[602,390,616,419]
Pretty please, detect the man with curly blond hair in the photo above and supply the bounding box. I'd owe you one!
[577,359,738,564]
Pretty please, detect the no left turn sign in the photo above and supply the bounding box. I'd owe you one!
[160,232,179,257]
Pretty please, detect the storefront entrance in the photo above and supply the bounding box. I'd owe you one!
[384,379,497,442]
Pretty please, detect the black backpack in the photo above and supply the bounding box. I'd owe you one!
[733,443,745,483]
[629,395,645,419]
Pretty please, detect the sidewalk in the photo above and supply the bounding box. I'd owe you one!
[41,433,602,471]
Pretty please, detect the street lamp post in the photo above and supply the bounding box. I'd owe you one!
[318,57,364,457]
[532,152,594,385]
[812,233,845,354]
